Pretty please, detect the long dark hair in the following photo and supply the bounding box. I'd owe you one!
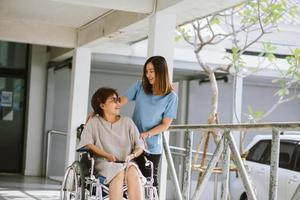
[142,56,173,95]
[91,87,119,117]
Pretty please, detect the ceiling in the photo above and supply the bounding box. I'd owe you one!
[0,0,242,48]
[1,0,299,79]
[0,0,109,28]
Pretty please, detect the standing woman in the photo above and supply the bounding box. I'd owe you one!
[120,55,178,191]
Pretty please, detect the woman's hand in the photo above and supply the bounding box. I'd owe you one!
[140,132,150,141]
[125,153,136,163]
[106,154,117,162]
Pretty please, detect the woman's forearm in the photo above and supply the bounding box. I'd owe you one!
[86,144,110,159]
[147,124,168,137]
[133,147,144,157]
[119,96,128,106]
[146,118,173,137]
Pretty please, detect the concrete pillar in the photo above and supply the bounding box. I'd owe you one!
[24,45,48,176]
[177,80,189,186]
[232,75,243,151]
[42,67,55,176]
[65,48,91,167]
[147,11,176,80]
[147,11,176,199]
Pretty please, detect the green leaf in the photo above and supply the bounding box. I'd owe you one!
[254,111,264,119]
[275,88,288,97]
[174,35,181,42]
[294,48,300,57]
[211,17,220,25]
[267,53,276,62]
[246,105,264,121]
[288,6,298,18]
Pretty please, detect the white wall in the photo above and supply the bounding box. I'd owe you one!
[47,67,71,177]
[24,45,48,176]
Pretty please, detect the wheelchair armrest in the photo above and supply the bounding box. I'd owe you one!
[77,124,85,139]
[77,147,95,161]
[76,147,90,153]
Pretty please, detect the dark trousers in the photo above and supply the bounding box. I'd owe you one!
[135,152,161,189]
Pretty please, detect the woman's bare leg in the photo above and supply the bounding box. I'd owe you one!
[109,170,125,200]
[127,166,142,200]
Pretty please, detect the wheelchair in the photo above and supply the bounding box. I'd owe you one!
[61,125,159,200]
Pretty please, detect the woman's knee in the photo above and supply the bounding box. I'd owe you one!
[127,166,139,180]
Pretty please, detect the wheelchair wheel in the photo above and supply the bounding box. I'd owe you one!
[61,161,85,200]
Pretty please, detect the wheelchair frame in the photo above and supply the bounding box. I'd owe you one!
[61,149,159,200]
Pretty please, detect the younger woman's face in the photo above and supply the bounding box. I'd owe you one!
[101,94,121,116]
[145,62,155,85]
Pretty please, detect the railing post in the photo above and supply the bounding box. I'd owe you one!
[227,132,257,200]
[192,132,225,200]
[269,128,280,200]
[182,130,193,200]
[162,132,183,200]
[221,132,230,200]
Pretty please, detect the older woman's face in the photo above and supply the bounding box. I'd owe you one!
[101,94,121,116]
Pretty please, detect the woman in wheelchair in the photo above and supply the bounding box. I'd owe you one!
[77,87,144,200]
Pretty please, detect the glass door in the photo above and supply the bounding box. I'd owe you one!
[0,77,25,172]
[0,41,28,173]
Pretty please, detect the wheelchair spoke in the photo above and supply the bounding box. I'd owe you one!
[61,161,85,200]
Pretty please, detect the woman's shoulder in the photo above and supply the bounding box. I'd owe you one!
[88,115,104,126]
[120,116,134,124]
[132,80,142,88]
[167,91,178,99]
[87,115,99,124]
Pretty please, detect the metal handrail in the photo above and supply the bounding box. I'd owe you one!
[169,122,300,131]
[45,130,67,179]
[164,122,300,200]
[169,145,214,156]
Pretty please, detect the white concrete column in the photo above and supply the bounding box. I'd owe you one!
[42,67,55,176]
[232,75,243,151]
[24,45,48,176]
[147,11,176,199]
[148,11,176,81]
[65,48,91,167]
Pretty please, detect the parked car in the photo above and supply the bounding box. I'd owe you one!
[230,132,300,200]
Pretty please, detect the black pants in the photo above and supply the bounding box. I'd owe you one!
[135,152,161,189]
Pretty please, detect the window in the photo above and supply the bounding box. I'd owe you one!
[247,140,270,164]
[278,142,297,170]
[0,41,28,69]
[247,139,298,170]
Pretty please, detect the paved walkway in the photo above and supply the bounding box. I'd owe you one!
[0,173,60,200]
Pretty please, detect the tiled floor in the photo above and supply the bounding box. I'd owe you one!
[0,173,61,200]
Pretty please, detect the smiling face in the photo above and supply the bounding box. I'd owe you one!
[145,62,155,85]
[100,94,121,116]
